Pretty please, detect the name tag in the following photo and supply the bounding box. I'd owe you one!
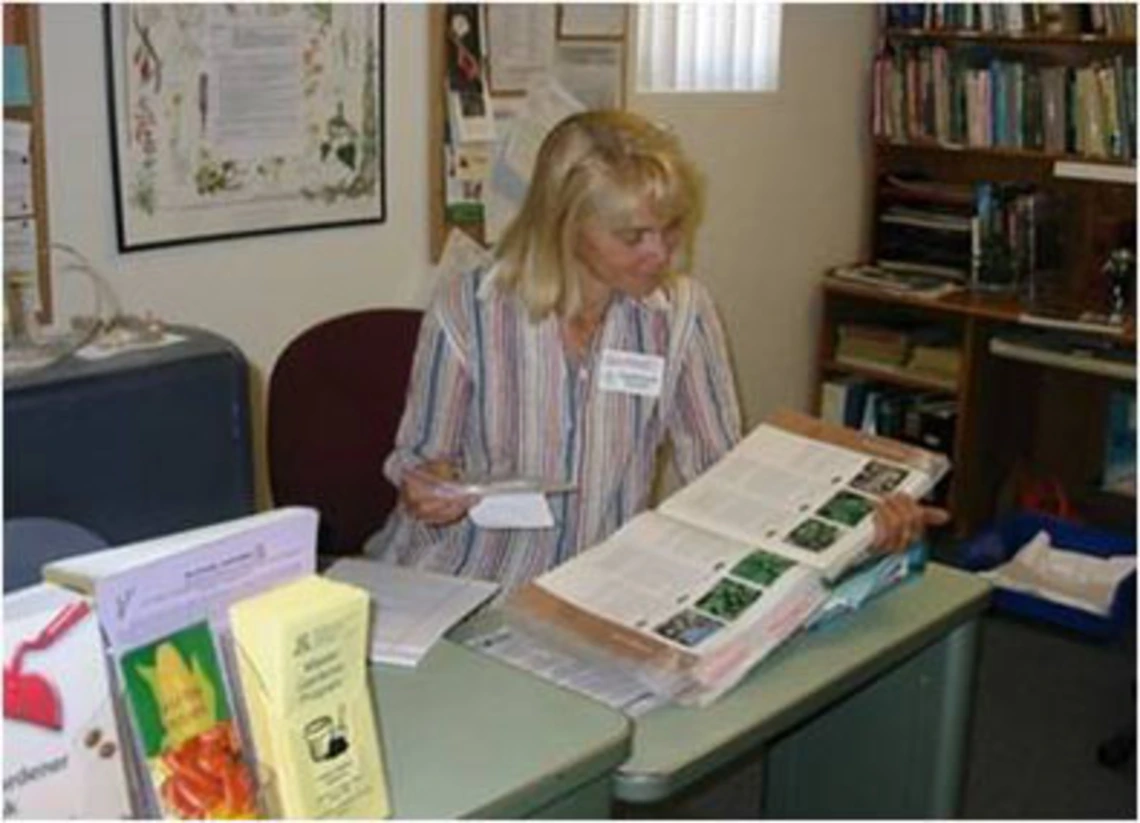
[598,349,665,397]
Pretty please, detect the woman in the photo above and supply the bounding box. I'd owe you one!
[367,110,944,594]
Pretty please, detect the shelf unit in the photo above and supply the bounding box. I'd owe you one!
[815,6,1137,536]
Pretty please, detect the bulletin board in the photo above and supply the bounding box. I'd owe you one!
[428,4,631,263]
[3,3,53,322]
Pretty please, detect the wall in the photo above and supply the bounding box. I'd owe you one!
[38,3,875,505]
[633,3,877,428]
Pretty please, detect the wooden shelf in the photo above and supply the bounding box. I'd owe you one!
[824,358,959,393]
[884,27,1136,48]
[874,140,1136,185]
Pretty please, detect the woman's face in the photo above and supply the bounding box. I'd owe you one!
[575,201,681,306]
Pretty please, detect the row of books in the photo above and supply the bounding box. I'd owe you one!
[820,377,957,450]
[835,321,963,383]
[882,3,1137,36]
[876,175,1059,284]
[873,47,1137,162]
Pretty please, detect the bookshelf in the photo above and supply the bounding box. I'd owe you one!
[814,4,1137,537]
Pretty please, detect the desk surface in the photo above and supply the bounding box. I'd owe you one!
[372,640,631,819]
[615,562,991,803]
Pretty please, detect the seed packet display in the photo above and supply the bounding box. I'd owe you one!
[117,621,259,819]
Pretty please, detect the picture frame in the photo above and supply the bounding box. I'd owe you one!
[104,4,385,252]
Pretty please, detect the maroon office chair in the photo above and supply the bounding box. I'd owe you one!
[268,309,423,555]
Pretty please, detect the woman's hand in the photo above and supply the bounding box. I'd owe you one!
[870,493,950,554]
[399,460,478,526]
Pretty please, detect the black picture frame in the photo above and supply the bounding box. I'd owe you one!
[104,4,386,252]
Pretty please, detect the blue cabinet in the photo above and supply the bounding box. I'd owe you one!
[4,326,255,550]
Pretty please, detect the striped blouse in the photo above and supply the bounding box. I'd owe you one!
[366,265,742,598]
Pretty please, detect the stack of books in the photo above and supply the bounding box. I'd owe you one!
[907,328,963,383]
[875,176,975,282]
[835,323,912,368]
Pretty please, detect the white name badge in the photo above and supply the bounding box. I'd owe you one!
[598,349,665,398]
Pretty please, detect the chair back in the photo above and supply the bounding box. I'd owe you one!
[268,308,422,555]
[4,517,107,592]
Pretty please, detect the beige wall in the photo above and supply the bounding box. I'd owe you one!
[38,3,875,505]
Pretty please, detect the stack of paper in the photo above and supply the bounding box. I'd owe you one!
[324,558,498,667]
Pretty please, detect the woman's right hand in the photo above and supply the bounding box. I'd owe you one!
[399,460,478,525]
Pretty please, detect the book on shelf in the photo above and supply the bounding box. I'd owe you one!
[908,327,962,382]
[873,40,1137,162]
[828,264,963,299]
[820,375,871,428]
[835,323,912,367]
[1102,388,1136,496]
[499,409,951,707]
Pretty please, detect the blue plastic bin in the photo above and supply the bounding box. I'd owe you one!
[959,512,1136,639]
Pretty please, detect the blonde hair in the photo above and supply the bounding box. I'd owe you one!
[492,110,703,321]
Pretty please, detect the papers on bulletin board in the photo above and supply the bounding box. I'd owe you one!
[3,45,30,106]
[446,3,496,145]
[553,42,624,110]
[558,4,628,39]
[4,120,33,217]
[4,217,37,277]
[502,75,585,182]
[485,4,556,94]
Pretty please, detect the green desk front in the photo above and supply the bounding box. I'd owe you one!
[617,562,991,818]
[371,641,631,819]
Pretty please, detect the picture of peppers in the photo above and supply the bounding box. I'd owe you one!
[158,719,257,819]
[120,623,262,819]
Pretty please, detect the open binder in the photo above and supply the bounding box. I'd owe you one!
[501,409,950,707]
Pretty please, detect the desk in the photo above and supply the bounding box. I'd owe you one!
[4,326,254,546]
[616,563,991,818]
[372,641,631,818]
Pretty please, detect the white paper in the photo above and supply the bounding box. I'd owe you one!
[558,4,627,38]
[982,530,1137,616]
[486,4,556,92]
[325,558,498,667]
[4,217,40,315]
[4,119,31,154]
[79,509,319,650]
[75,332,188,362]
[501,75,584,181]
[449,87,497,145]
[483,97,527,244]
[598,348,665,397]
[469,492,554,529]
[554,41,623,110]
[3,217,37,275]
[206,14,305,159]
[462,623,668,716]
[4,120,33,217]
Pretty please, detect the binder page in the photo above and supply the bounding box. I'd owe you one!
[659,423,935,574]
[535,511,820,657]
